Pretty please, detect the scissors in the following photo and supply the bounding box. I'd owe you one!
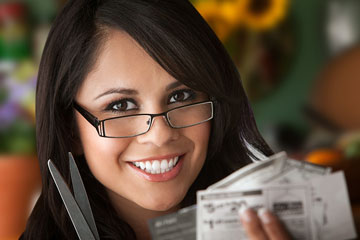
[48,153,100,240]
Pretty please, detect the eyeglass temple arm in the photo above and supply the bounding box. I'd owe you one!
[73,102,100,128]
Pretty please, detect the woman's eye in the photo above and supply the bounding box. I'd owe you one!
[107,99,137,112]
[169,89,195,103]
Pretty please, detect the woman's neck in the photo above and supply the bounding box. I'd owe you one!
[107,191,180,240]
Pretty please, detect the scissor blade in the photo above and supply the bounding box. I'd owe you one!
[48,160,96,240]
[69,153,100,240]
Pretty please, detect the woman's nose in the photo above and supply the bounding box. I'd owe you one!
[136,116,179,146]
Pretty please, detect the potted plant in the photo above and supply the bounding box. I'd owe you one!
[0,2,41,239]
[0,59,41,240]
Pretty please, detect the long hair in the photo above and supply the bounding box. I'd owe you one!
[23,0,272,239]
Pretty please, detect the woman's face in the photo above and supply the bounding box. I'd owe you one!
[75,30,211,212]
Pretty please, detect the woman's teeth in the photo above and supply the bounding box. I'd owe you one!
[132,156,180,174]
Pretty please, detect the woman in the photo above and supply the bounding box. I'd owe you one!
[22,0,289,239]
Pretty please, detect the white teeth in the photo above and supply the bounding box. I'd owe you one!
[160,160,168,170]
[131,156,181,175]
[174,156,179,165]
[169,159,174,168]
[139,162,146,170]
[152,160,160,172]
[145,161,152,173]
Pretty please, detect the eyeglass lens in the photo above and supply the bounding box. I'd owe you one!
[102,102,213,137]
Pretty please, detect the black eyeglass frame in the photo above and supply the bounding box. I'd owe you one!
[73,100,215,138]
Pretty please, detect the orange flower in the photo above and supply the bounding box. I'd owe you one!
[305,149,343,167]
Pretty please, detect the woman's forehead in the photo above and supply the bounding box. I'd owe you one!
[76,30,179,101]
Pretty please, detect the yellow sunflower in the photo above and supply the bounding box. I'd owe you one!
[195,0,245,41]
[219,1,245,27]
[241,0,289,31]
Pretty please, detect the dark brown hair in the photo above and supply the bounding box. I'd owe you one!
[23,0,272,239]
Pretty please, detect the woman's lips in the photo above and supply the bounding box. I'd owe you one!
[127,155,184,182]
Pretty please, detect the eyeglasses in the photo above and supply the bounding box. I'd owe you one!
[73,101,214,138]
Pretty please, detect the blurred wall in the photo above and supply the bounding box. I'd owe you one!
[1,0,359,154]
[252,0,327,134]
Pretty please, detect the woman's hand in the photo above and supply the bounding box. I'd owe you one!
[239,207,291,240]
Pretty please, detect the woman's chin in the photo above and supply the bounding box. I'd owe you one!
[138,193,184,212]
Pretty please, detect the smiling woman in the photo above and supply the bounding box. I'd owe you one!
[21,0,274,239]
[75,31,212,216]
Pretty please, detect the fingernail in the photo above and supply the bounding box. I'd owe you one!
[257,207,271,224]
[238,206,252,222]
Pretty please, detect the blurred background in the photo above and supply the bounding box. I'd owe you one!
[0,0,360,239]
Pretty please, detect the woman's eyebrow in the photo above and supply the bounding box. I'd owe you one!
[166,81,183,91]
[94,88,138,100]
[94,82,182,100]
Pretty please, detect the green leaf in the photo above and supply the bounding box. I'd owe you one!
[0,87,8,103]
[345,140,360,159]
[0,119,36,154]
